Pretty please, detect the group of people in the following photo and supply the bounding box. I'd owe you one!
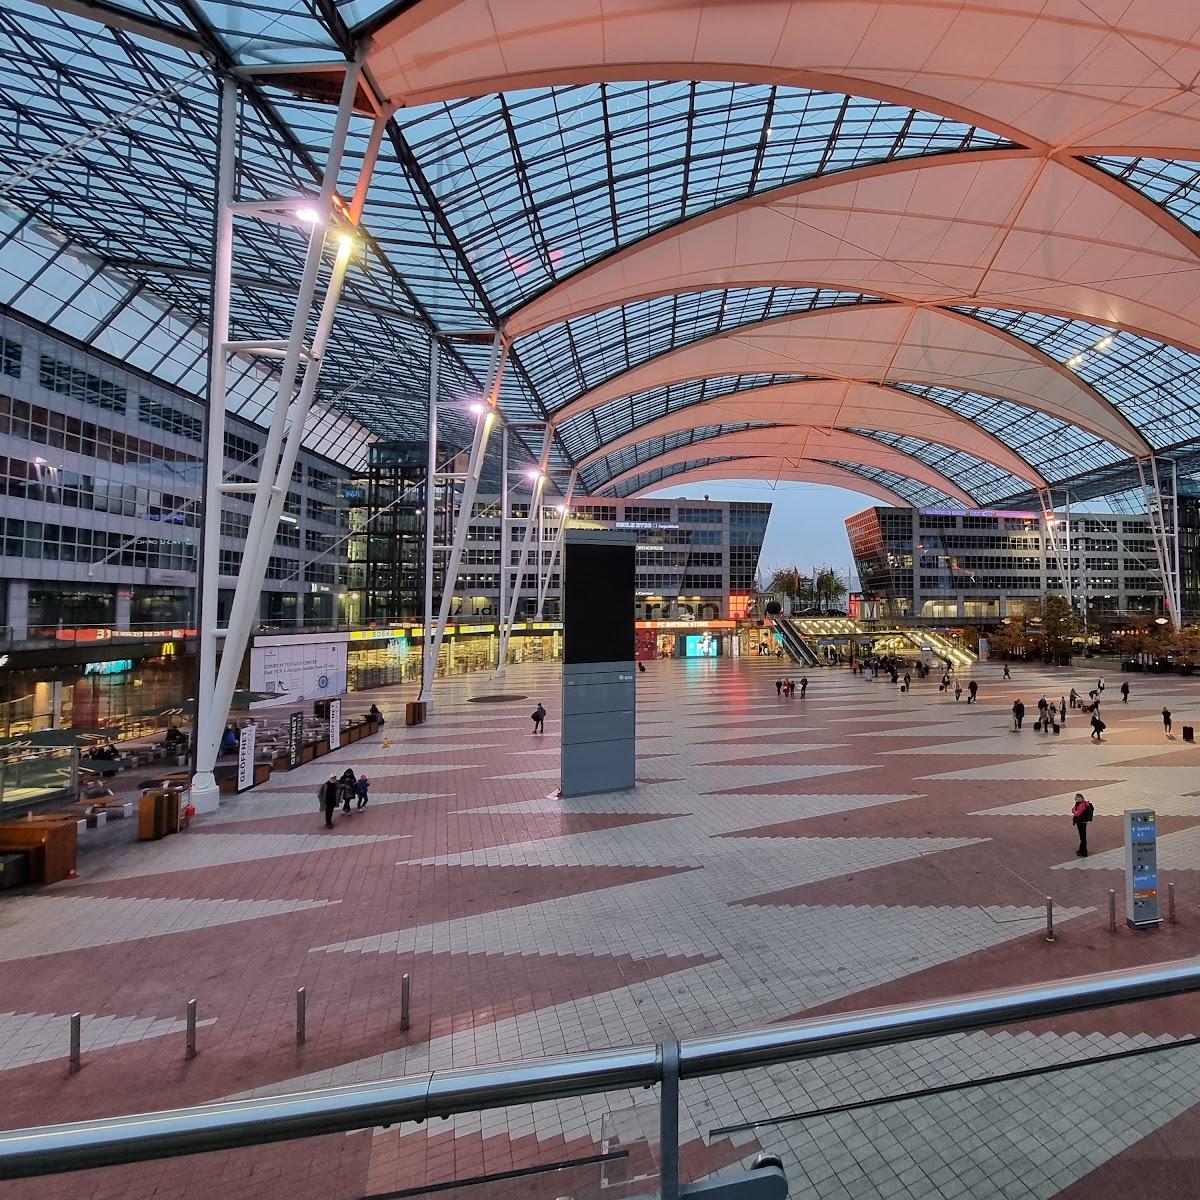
[774,676,808,698]
[319,767,370,828]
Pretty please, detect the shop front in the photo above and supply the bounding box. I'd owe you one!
[635,620,736,658]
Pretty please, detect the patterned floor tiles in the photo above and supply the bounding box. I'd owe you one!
[4,656,1200,1198]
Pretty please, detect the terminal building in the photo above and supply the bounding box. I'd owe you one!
[846,505,1179,623]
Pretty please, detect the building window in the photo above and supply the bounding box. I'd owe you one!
[39,356,127,412]
[0,338,20,378]
[223,432,259,463]
[139,397,202,441]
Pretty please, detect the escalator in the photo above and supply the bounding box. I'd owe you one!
[773,616,822,667]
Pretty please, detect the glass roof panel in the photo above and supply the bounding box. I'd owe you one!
[398,82,1010,316]
[823,462,955,508]
[958,306,1200,449]
[601,456,745,498]
[886,383,1126,481]
[1087,155,1200,234]
[845,429,1024,504]
[578,422,775,493]
[515,286,879,410]
[557,373,817,466]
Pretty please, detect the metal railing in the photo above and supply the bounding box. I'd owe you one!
[2,957,1200,1188]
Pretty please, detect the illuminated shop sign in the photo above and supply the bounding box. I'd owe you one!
[84,659,133,676]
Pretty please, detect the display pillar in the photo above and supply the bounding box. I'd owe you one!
[561,529,636,798]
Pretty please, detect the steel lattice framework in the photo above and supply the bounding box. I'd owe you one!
[3,0,1200,507]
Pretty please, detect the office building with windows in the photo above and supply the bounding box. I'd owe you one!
[847,505,1170,622]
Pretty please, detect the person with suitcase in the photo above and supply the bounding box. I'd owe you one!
[1071,793,1094,857]
[532,702,546,734]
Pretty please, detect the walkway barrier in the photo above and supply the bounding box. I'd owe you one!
[6,959,1200,1196]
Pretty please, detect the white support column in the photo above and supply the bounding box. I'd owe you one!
[497,425,552,677]
[191,76,239,813]
[536,469,576,620]
[418,337,439,702]
[424,335,507,707]
[497,423,509,661]
[1143,456,1183,631]
[192,61,376,812]
[1038,489,1071,605]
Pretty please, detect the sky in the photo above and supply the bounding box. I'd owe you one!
[649,480,870,590]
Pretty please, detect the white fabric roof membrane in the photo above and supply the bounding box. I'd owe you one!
[610,459,910,505]
[365,0,1200,500]
[573,379,1046,488]
[551,305,1146,456]
[370,1,1200,153]
[598,427,976,503]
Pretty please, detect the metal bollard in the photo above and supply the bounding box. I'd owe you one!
[69,1012,81,1074]
[1108,889,1117,933]
[185,998,197,1060]
[296,987,307,1047]
[1045,896,1055,943]
[400,972,411,1033]
[1169,882,1177,925]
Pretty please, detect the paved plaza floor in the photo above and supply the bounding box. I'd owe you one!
[4,656,1200,1198]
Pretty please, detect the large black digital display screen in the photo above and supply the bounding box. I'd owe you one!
[564,541,635,664]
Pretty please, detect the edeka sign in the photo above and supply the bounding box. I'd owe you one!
[287,711,303,769]
[236,723,256,792]
[328,697,342,751]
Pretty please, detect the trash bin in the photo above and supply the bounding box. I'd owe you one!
[0,852,28,890]
[138,788,181,841]
[405,700,427,726]
[1184,725,1195,743]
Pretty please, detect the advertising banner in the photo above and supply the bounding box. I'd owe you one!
[250,639,348,701]
[328,697,342,751]
[977,636,990,662]
[236,723,256,792]
[287,711,303,769]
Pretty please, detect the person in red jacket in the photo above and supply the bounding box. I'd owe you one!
[1071,793,1094,858]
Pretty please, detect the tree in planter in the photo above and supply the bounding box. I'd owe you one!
[814,566,849,613]
[1037,594,1079,661]
[766,566,814,611]
[989,613,1032,658]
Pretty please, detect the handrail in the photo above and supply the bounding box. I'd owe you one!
[2,958,1199,1179]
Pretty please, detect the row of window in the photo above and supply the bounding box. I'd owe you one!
[0,457,197,524]
[39,356,127,413]
[0,520,195,569]
[0,394,201,470]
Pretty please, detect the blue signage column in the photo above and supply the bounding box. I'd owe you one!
[560,529,636,798]
[1123,809,1161,928]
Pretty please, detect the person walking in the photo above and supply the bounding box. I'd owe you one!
[799,675,808,698]
[1120,681,1130,704]
[967,679,978,704]
[1069,687,1079,709]
[339,767,356,813]
[320,776,339,829]
[355,773,370,809]
[1097,676,1106,694]
[775,678,783,696]
[1002,664,1011,681]
[954,680,963,702]
[532,702,547,734]
[1012,698,1025,731]
[1059,696,1067,724]
[1036,696,1048,729]
[1071,793,1094,857]
[1163,705,1173,737]
[1090,712,1106,741]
